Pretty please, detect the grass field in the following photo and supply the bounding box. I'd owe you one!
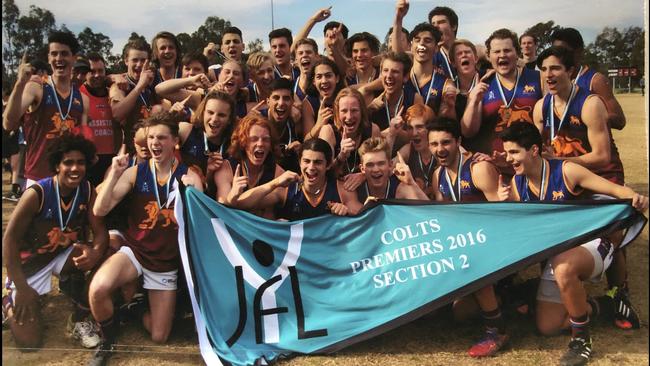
[2,94,648,365]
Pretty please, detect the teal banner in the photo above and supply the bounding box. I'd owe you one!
[175,187,645,366]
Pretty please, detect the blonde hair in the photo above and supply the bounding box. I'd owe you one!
[358,136,391,162]
[246,52,273,72]
[449,39,477,64]
[333,87,370,131]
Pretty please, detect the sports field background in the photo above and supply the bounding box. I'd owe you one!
[2,94,648,365]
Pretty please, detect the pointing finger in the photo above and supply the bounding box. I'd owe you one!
[234,164,241,177]
[396,151,406,165]
[22,51,28,64]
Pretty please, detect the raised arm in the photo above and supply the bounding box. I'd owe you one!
[3,54,42,131]
[291,7,332,54]
[110,61,154,122]
[93,154,137,216]
[391,0,409,53]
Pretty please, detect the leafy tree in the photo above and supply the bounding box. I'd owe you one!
[192,16,231,49]
[523,21,561,52]
[77,27,113,60]
[2,0,20,90]
[247,38,264,54]
[14,5,57,60]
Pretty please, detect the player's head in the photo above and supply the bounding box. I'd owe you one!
[486,28,520,76]
[323,21,349,40]
[247,52,275,88]
[450,39,478,76]
[334,87,369,135]
[133,121,151,160]
[519,33,538,59]
[193,90,236,140]
[359,137,393,186]
[229,114,277,166]
[122,38,152,79]
[427,117,461,167]
[294,38,319,75]
[380,52,412,93]
[267,78,294,122]
[537,46,576,94]
[500,121,543,175]
[346,32,381,65]
[410,23,441,62]
[47,31,80,77]
[151,31,181,69]
[386,26,411,51]
[428,6,458,43]
[406,104,435,151]
[48,134,96,185]
[221,26,244,61]
[307,57,344,102]
[218,60,246,96]
[269,28,292,65]
[551,27,585,52]
[143,111,182,162]
[300,138,333,181]
[181,51,208,78]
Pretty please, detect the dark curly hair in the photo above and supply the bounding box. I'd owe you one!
[47,134,96,173]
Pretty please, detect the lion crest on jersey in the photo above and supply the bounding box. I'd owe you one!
[552,135,588,157]
[495,105,533,132]
[39,227,78,254]
[523,85,536,93]
[139,201,176,230]
[569,115,581,126]
[552,191,565,200]
[46,113,76,139]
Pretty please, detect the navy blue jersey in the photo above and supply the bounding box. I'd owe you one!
[180,126,229,175]
[437,154,487,202]
[278,176,342,221]
[274,66,300,82]
[573,65,597,92]
[356,175,399,203]
[513,159,580,202]
[333,125,372,175]
[369,90,415,130]
[434,50,456,80]
[541,86,624,185]
[19,177,91,277]
[404,69,450,114]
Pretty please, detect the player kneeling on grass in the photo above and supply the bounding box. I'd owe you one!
[3,134,108,350]
[89,112,203,366]
[498,122,648,366]
[426,116,509,358]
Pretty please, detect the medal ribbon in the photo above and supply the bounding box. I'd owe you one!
[495,69,521,109]
[439,48,456,81]
[54,177,80,231]
[410,71,435,106]
[384,91,404,124]
[49,76,74,120]
[150,159,174,210]
[418,151,435,187]
[572,66,584,87]
[443,150,464,202]
[524,159,547,201]
[549,84,577,142]
[365,177,391,200]
[204,132,225,155]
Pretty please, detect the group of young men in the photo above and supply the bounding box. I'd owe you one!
[2,2,647,366]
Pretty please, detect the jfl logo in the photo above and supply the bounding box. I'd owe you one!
[212,220,328,346]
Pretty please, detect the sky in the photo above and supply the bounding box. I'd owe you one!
[8,0,647,56]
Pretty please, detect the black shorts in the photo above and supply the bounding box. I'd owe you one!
[2,127,19,158]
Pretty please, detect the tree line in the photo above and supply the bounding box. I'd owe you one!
[1,0,645,92]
